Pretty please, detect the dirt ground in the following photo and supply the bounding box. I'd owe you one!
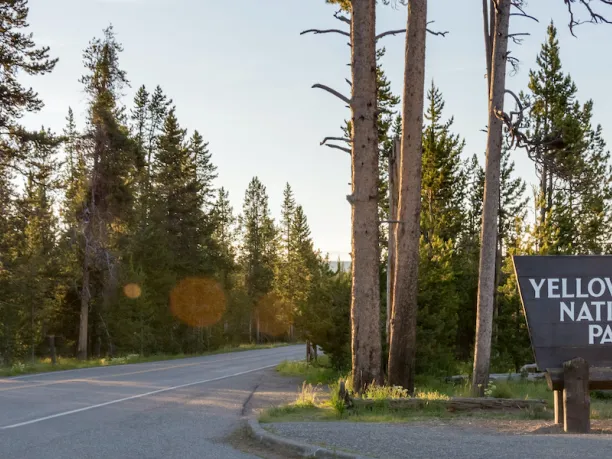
[410,417,612,435]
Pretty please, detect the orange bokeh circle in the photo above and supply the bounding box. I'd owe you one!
[123,283,142,299]
[170,277,226,327]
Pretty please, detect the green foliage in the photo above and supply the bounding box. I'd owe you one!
[363,383,409,400]
[524,22,612,255]
[416,236,460,375]
[296,266,351,370]
[277,356,341,385]
[421,82,465,244]
[0,343,287,377]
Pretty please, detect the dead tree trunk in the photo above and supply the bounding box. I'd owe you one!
[386,137,399,343]
[77,225,92,361]
[388,0,427,394]
[48,335,57,365]
[472,0,511,396]
[350,0,383,392]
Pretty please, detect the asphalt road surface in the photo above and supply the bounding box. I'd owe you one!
[0,345,304,459]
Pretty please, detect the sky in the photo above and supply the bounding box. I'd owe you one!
[20,0,612,260]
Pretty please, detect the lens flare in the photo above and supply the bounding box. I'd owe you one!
[255,292,293,337]
[170,277,226,327]
[123,283,142,299]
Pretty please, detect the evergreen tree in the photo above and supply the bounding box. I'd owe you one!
[77,25,134,359]
[131,85,149,172]
[0,0,57,167]
[280,183,296,261]
[0,162,19,364]
[416,236,459,375]
[153,109,202,273]
[213,187,237,280]
[454,154,484,360]
[240,177,277,342]
[13,129,62,360]
[522,22,592,249]
[420,82,465,246]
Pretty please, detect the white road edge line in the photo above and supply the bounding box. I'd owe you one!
[0,363,277,430]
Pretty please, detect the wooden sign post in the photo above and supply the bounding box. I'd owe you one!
[513,256,612,433]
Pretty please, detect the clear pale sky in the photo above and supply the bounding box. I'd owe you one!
[21,0,612,260]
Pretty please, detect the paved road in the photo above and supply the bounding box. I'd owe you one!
[0,345,304,459]
[269,422,612,459]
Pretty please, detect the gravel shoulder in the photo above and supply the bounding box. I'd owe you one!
[266,421,612,459]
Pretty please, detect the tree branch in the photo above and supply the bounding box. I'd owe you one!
[511,2,540,22]
[495,88,568,175]
[300,29,350,37]
[334,11,351,25]
[321,137,352,146]
[376,29,406,40]
[325,144,351,154]
[376,25,448,40]
[427,28,449,37]
[565,0,612,36]
[312,84,351,105]
[508,32,530,44]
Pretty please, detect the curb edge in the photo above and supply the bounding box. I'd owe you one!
[246,417,366,459]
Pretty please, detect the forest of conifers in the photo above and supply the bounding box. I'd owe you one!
[1,1,612,379]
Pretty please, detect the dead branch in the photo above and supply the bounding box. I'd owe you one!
[376,29,406,40]
[508,32,530,44]
[312,84,351,105]
[300,28,350,37]
[495,89,569,177]
[334,10,351,25]
[427,28,449,37]
[376,23,448,40]
[321,136,351,146]
[504,51,520,75]
[345,78,352,87]
[511,2,540,22]
[325,144,351,154]
[565,0,612,36]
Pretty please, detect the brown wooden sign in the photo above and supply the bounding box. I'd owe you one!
[513,255,612,371]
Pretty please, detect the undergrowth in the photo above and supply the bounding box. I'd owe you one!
[0,343,288,377]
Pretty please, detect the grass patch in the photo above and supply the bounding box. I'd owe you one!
[0,342,289,377]
[276,355,342,385]
[264,369,612,423]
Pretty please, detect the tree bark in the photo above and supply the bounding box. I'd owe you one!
[388,0,427,394]
[386,138,400,343]
[350,0,383,392]
[472,0,511,397]
[77,232,91,361]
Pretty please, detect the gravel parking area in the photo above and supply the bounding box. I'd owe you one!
[266,421,612,459]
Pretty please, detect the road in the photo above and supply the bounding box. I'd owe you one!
[0,345,304,459]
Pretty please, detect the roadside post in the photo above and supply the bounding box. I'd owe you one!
[513,255,612,433]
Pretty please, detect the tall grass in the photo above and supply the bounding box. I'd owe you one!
[276,355,342,385]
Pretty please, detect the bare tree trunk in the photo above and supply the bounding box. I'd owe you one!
[388,0,427,394]
[539,164,548,230]
[77,233,91,361]
[483,0,492,91]
[386,138,400,343]
[350,0,382,393]
[472,0,511,397]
